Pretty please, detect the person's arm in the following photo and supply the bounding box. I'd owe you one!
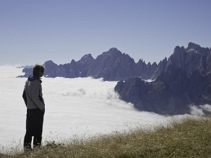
[22,89,27,106]
[29,80,45,111]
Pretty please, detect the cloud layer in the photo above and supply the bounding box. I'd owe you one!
[0,66,192,152]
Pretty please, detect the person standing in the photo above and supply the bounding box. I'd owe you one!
[22,65,45,151]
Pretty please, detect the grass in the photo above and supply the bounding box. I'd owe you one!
[1,118,211,158]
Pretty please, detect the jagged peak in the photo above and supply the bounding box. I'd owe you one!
[44,60,57,66]
[105,47,122,56]
[146,62,158,66]
[157,57,167,67]
[160,57,168,63]
[174,45,185,52]
[170,46,186,60]
[151,62,158,66]
[97,47,123,59]
[186,42,211,55]
[108,47,121,52]
[70,59,76,64]
[163,57,168,61]
[137,58,146,64]
[187,42,201,50]
[79,54,94,62]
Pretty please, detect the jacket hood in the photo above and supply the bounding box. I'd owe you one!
[28,76,42,83]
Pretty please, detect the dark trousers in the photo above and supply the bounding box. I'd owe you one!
[24,109,44,150]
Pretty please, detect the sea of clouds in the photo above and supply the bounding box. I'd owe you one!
[0,65,200,152]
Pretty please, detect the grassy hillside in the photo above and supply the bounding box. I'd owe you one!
[1,118,211,158]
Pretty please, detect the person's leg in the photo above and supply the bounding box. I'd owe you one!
[33,110,44,148]
[24,110,33,151]
[34,136,42,147]
[24,132,32,150]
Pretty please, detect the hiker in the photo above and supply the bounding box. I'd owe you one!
[22,65,45,150]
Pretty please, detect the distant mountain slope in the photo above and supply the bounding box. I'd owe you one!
[21,48,158,81]
[115,42,211,115]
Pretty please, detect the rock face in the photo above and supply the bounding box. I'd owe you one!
[166,43,211,76]
[21,48,158,81]
[115,69,211,115]
[115,42,211,115]
[43,60,59,77]
[86,48,137,80]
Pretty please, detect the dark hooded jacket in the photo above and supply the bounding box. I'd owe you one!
[23,76,45,111]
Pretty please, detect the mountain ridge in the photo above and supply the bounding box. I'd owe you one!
[115,42,211,115]
[21,47,158,80]
[21,42,211,81]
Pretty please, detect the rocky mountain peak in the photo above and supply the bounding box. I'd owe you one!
[174,45,185,54]
[187,42,201,50]
[108,47,121,52]
[79,54,94,63]
[137,59,146,65]
[103,47,122,57]
[44,60,57,67]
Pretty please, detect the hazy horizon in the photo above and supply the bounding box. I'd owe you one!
[0,0,211,65]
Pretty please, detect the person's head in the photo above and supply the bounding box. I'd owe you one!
[33,65,45,78]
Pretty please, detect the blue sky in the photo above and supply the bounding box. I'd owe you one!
[0,0,211,65]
